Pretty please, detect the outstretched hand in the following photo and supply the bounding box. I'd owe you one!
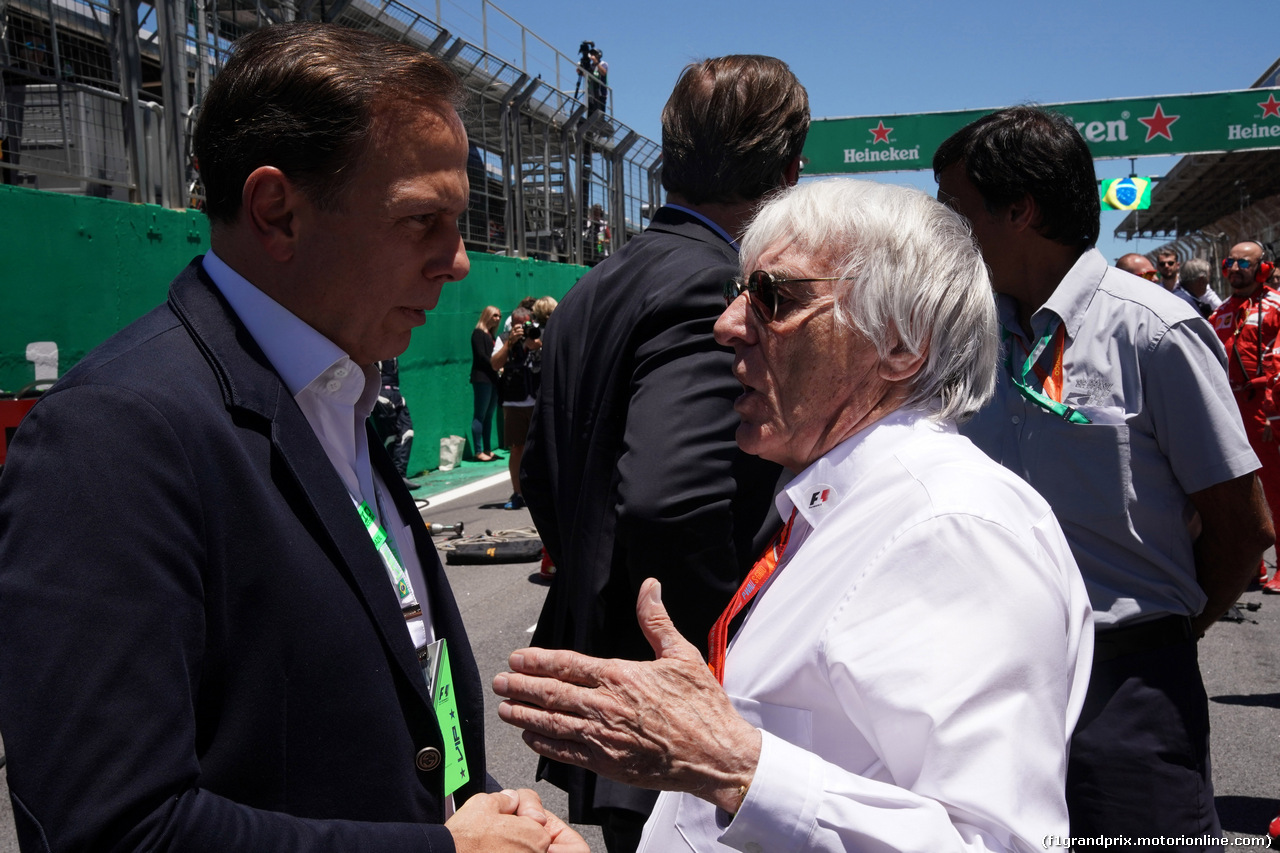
[493,578,760,813]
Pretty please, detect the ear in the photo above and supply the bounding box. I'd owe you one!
[1006,192,1041,235]
[241,166,303,263]
[780,156,802,188]
[877,332,927,384]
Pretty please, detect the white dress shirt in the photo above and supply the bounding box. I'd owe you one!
[638,409,1093,853]
[202,251,434,650]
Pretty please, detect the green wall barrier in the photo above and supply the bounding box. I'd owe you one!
[1,184,211,390]
[1,185,586,473]
[398,255,584,473]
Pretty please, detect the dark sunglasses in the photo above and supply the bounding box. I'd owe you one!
[723,270,855,323]
[1222,257,1253,270]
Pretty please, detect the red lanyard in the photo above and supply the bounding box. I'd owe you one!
[1020,322,1067,403]
[707,508,798,684]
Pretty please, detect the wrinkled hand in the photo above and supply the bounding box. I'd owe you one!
[446,789,557,853]
[493,578,760,812]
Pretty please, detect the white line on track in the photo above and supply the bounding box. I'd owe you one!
[416,472,510,511]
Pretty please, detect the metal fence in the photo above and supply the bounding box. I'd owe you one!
[0,0,660,264]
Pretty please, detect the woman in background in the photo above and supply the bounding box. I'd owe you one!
[532,295,558,329]
[470,305,502,462]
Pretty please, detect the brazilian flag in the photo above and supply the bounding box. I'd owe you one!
[1100,177,1152,210]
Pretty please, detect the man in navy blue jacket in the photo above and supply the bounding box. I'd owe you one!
[0,22,583,853]
[520,54,808,852]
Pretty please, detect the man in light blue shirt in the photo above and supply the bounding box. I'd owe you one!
[935,106,1273,849]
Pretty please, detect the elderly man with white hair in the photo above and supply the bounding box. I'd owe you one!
[494,179,1094,853]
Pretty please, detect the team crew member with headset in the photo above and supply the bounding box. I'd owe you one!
[1209,241,1280,592]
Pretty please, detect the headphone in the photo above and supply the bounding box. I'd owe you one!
[1222,240,1276,285]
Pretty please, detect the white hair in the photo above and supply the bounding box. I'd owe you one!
[740,178,998,423]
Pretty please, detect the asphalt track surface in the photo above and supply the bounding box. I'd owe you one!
[0,475,1276,851]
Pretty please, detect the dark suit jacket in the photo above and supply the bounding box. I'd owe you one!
[521,207,782,821]
[0,261,490,852]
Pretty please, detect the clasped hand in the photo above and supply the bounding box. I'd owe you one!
[493,578,761,814]
[446,787,587,853]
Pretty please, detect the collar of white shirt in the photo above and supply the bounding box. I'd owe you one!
[201,250,381,501]
[779,408,951,538]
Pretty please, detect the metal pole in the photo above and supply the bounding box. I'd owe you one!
[112,0,146,202]
[194,0,210,105]
[543,122,554,260]
[573,111,603,262]
[507,79,539,257]
[608,132,637,254]
[498,75,530,257]
[155,0,189,207]
[560,104,585,265]
[647,156,663,222]
[40,0,76,178]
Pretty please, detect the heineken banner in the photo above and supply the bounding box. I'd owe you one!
[803,88,1280,175]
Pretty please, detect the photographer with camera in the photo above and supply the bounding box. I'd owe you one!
[492,301,553,509]
[576,40,608,114]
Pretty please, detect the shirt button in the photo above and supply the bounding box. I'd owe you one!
[333,365,350,378]
[415,747,441,772]
[325,379,342,393]
[1012,415,1021,425]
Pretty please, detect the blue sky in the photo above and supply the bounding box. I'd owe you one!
[451,0,1277,263]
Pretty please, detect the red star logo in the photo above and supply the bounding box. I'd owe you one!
[1259,93,1280,119]
[869,120,893,144]
[1137,103,1179,142]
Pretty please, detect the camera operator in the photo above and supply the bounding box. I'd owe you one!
[576,40,608,114]
[492,306,544,510]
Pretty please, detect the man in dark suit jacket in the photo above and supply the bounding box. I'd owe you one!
[0,23,583,853]
[520,55,809,852]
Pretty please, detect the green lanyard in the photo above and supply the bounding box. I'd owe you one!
[357,499,469,795]
[1003,324,1091,425]
[357,501,415,605]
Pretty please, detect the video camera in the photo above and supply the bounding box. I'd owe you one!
[578,40,596,68]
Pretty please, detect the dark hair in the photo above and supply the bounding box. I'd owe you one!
[193,22,463,223]
[933,106,1099,250]
[660,55,810,204]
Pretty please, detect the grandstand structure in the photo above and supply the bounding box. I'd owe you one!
[0,0,661,264]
